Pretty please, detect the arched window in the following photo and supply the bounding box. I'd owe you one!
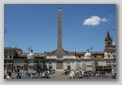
[49,66,53,71]
[108,42,111,46]
[67,66,71,71]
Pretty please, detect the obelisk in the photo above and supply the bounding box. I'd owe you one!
[57,5,62,58]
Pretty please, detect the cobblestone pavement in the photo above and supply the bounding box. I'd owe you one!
[49,72,69,79]
[10,71,69,79]
[49,72,114,79]
[6,72,115,79]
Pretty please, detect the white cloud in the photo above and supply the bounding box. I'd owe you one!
[83,16,107,26]
[101,18,107,22]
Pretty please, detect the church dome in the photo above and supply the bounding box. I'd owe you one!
[27,49,35,59]
[84,50,92,59]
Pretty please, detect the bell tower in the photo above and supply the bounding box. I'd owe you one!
[105,31,113,48]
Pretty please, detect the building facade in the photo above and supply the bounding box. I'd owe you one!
[4,5,116,74]
[4,47,46,74]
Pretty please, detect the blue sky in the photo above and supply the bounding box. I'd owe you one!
[4,4,116,53]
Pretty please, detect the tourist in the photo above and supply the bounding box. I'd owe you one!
[69,70,75,79]
[45,71,49,78]
[36,73,38,78]
[16,73,20,79]
[6,72,13,79]
[96,73,100,79]
[85,73,89,79]
[31,74,34,79]
[4,74,6,79]
[19,73,22,79]
[28,73,30,78]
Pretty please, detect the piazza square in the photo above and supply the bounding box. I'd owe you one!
[4,4,116,79]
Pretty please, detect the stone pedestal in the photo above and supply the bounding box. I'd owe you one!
[56,61,63,69]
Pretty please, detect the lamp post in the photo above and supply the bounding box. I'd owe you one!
[44,56,47,71]
[95,59,98,73]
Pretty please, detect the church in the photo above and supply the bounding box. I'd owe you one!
[4,5,116,74]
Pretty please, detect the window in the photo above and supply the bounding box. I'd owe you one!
[14,66,15,69]
[78,56,80,58]
[21,66,23,69]
[29,66,34,69]
[7,64,12,70]
[10,55,12,59]
[94,55,96,58]
[108,54,111,58]
[4,65,6,68]
[28,60,34,63]
[102,56,104,58]
[24,64,27,71]
[108,42,110,45]
[4,51,7,54]
[87,65,92,67]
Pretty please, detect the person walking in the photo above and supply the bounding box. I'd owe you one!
[16,73,19,79]
[19,73,22,79]
[86,73,89,79]
[6,72,13,79]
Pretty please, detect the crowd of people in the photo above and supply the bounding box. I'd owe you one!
[4,70,116,79]
[27,71,50,79]
[4,72,13,79]
[67,70,116,79]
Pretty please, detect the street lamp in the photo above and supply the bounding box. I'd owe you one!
[44,56,47,71]
[95,59,98,73]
